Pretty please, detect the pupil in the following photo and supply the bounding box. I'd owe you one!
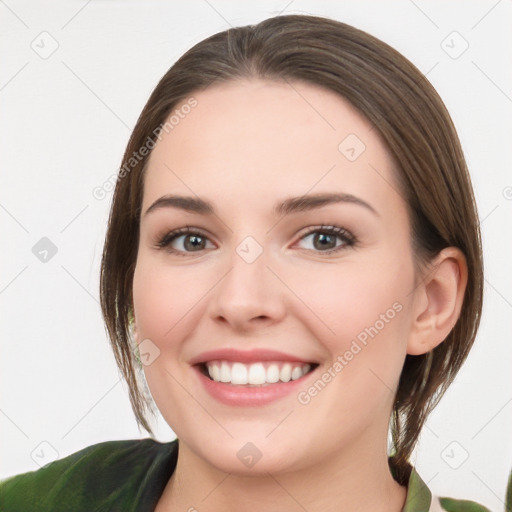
[185,235,204,251]
[315,233,334,250]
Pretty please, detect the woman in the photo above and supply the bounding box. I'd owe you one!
[1,13,508,512]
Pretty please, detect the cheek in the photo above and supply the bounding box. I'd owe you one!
[290,260,414,418]
[291,256,415,411]
[132,259,204,422]
[132,257,206,344]
[293,257,413,346]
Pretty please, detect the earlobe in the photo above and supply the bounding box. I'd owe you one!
[407,247,468,356]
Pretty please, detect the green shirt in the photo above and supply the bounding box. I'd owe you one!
[0,438,501,511]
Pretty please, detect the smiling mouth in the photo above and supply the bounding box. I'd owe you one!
[197,360,319,386]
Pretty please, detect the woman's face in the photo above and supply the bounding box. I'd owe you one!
[133,78,420,474]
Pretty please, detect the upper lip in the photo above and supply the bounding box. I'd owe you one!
[189,348,317,365]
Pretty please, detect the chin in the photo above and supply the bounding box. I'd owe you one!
[184,433,301,475]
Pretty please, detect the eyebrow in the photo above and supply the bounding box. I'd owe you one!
[143,192,379,218]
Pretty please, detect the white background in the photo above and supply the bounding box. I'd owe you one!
[1,1,511,510]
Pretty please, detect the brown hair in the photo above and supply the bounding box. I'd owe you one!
[99,14,483,482]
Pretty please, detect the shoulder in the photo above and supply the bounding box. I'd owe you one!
[0,437,177,512]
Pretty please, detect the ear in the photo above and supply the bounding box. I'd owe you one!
[407,247,468,356]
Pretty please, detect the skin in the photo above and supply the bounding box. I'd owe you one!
[132,78,467,512]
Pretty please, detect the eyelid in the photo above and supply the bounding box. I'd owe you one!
[295,224,354,241]
[291,225,356,252]
[154,226,215,252]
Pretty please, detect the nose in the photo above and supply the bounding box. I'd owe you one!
[207,240,287,333]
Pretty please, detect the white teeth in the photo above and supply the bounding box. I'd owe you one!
[266,364,280,383]
[248,363,266,385]
[231,362,248,384]
[211,364,220,381]
[220,361,231,382]
[291,366,303,380]
[280,363,292,382]
[204,361,313,386]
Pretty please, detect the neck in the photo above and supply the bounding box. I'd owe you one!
[156,435,407,512]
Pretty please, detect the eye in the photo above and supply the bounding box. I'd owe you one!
[295,225,356,254]
[155,227,215,256]
[155,224,356,256]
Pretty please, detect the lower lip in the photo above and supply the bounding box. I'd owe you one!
[193,365,316,406]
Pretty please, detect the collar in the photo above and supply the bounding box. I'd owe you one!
[403,466,438,512]
[147,441,437,512]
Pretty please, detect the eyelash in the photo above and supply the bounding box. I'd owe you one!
[155,225,356,257]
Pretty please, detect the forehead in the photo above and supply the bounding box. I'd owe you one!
[142,78,401,215]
